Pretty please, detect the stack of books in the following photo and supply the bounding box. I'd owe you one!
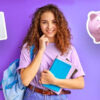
[42,56,77,94]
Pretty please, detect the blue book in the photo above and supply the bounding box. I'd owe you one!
[42,56,77,94]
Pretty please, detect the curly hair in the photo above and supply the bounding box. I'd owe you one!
[22,4,72,55]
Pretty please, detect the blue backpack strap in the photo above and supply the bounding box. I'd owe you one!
[0,80,3,90]
[30,45,35,61]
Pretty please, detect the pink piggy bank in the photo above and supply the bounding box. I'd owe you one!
[86,11,100,44]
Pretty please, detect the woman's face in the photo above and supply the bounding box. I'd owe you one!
[40,11,57,40]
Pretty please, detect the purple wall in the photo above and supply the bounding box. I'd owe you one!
[0,0,100,100]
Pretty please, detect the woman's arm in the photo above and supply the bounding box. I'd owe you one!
[40,70,84,89]
[20,50,44,86]
[53,76,85,89]
[20,35,49,87]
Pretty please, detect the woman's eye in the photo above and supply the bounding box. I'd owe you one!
[42,22,47,24]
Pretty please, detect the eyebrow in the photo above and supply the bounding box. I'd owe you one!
[41,19,56,21]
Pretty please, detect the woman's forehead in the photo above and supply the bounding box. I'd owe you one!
[40,11,55,21]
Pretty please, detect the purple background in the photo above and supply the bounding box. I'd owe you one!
[0,0,100,100]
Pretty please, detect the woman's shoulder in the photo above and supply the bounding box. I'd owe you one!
[69,45,80,58]
[21,43,35,54]
[62,45,77,61]
[22,42,32,49]
[22,43,28,48]
[21,42,30,52]
[67,44,75,53]
[63,44,77,57]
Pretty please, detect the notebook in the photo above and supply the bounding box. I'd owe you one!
[42,56,77,94]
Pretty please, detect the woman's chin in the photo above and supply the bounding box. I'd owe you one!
[45,33,56,38]
[46,35,55,38]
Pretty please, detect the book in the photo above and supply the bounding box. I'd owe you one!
[42,56,77,94]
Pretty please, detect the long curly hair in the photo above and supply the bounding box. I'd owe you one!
[22,4,72,55]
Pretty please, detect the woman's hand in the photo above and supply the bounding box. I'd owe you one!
[39,70,57,85]
[39,34,49,52]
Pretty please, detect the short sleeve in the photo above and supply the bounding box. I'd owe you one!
[16,43,31,72]
[71,46,85,78]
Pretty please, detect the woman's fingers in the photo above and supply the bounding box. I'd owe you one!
[39,34,49,51]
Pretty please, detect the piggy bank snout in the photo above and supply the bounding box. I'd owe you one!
[97,26,100,31]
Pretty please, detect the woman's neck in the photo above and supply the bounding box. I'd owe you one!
[48,37,55,43]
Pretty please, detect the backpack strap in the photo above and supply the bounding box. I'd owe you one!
[30,45,35,61]
[0,80,3,90]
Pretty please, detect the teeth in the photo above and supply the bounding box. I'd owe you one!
[48,31,52,32]
[47,30,53,32]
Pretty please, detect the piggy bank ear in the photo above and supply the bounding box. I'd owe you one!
[90,13,97,20]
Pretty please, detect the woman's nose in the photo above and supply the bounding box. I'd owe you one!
[48,23,53,29]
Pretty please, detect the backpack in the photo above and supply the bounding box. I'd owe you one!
[0,45,35,100]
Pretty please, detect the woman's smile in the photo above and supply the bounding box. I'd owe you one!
[46,29,55,34]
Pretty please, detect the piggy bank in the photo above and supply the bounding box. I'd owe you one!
[86,11,100,44]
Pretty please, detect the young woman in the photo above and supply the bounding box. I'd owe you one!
[17,4,85,100]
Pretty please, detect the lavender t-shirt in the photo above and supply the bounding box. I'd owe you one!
[17,43,85,90]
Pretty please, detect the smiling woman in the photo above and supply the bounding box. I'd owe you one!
[17,4,85,100]
[22,4,71,55]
